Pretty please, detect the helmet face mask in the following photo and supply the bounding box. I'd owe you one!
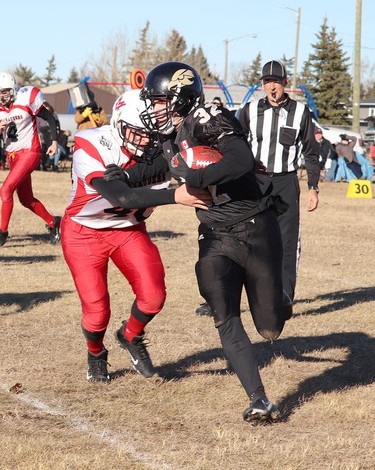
[0,72,17,107]
[111,89,156,158]
[140,62,203,134]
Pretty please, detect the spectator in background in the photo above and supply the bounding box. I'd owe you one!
[74,90,109,130]
[314,126,338,172]
[335,134,363,179]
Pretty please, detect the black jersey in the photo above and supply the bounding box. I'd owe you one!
[163,103,271,226]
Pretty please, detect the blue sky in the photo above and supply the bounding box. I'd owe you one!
[3,0,374,84]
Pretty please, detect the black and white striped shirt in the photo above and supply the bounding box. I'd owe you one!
[238,95,320,186]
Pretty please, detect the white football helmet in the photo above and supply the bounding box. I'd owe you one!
[111,89,156,157]
[0,72,18,106]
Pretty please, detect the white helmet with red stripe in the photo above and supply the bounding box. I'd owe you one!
[111,89,156,157]
[0,72,18,106]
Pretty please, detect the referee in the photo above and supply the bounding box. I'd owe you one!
[237,60,320,319]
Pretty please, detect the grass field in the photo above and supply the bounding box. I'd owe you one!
[1,169,374,470]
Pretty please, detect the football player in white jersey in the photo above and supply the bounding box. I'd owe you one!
[61,89,211,383]
[0,72,61,246]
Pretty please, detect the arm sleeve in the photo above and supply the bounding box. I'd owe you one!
[237,103,251,137]
[91,177,176,209]
[37,107,58,142]
[185,137,255,188]
[300,109,321,187]
[124,153,169,187]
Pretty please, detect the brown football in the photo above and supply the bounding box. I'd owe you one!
[172,146,223,169]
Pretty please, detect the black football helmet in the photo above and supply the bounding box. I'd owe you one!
[140,62,203,134]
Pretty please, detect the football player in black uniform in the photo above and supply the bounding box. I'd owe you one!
[139,62,287,425]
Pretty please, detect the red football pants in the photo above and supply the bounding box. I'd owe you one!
[61,215,166,332]
[0,150,54,231]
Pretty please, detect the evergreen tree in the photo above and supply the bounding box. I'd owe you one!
[158,29,188,63]
[301,18,351,125]
[187,46,217,84]
[238,52,262,86]
[129,21,158,73]
[13,65,38,87]
[67,67,80,83]
[40,55,60,87]
[299,60,315,89]
[280,55,294,81]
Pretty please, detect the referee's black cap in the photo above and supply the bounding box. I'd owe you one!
[261,60,287,81]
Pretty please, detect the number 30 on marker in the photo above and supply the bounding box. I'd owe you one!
[346,180,373,199]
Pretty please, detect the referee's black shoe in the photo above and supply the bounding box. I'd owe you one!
[195,302,213,317]
[243,397,280,425]
[283,292,293,321]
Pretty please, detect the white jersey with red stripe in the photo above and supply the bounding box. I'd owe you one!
[0,86,44,153]
[66,125,170,229]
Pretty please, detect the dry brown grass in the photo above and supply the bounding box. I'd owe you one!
[1,170,374,470]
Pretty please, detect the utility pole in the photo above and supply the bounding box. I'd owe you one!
[224,38,229,85]
[292,7,301,96]
[352,0,362,133]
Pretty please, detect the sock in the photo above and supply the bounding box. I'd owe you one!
[86,340,105,355]
[124,316,147,342]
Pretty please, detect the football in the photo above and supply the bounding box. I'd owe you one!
[171,146,223,170]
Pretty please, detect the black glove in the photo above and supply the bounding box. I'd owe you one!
[104,164,127,182]
[169,152,191,183]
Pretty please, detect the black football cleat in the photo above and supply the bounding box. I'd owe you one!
[115,321,155,378]
[87,349,110,383]
[0,230,8,246]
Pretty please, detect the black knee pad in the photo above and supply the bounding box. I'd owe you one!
[131,300,155,324]
[81,324,106,342]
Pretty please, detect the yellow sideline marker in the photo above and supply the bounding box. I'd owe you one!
[346,180,373,198]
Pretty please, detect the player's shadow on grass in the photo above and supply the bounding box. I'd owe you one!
[6,233,58,245]
[294,286,375,317]
[0,291,73,314]
[157,331,375,422]
[1,255,57,264]
[148,230,185,239]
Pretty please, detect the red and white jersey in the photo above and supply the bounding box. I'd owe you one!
[0,86,44,153]
[65,125,170,229]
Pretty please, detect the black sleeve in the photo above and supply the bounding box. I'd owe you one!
[37,107,58,142]
[300,108,320,187]
[185,137,255,188]
[91,177,176,209]
[237,103,251,137]
[124,152,169,187]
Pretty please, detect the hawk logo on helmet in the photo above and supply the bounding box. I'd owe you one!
[168,69,195,93]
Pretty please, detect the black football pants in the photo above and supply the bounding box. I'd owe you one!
[258,172,300,303]
[195,209,285,400]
